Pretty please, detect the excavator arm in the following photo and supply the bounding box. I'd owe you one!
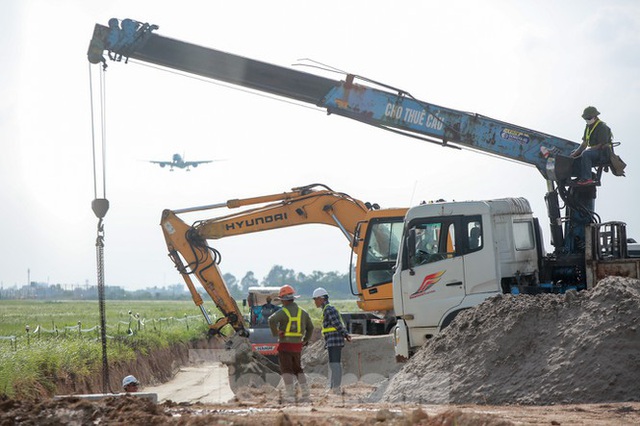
[189,184,371,240]
[160,184,406,334]
[161,209,247,336]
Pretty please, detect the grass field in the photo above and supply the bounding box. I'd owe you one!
[0,300,210,336]
[0,299,359,336]
[0,298,359,398]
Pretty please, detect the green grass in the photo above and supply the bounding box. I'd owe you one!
[0,300,209,336]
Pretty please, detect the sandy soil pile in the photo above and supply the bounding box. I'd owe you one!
[381,276,640,405]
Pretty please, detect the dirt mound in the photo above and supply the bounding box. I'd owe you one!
[221,337,282,391]
[0,392,521,425]
[0,395,170,426]
[382,276,640,405]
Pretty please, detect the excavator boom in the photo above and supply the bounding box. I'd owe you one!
[192,186,369,241]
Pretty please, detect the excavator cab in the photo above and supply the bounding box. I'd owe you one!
[244,287,281,361]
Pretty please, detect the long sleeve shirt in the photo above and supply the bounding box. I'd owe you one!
[268,302,313,352]
[321,302,349,348]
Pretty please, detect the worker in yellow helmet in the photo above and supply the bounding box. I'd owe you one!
[268,284,314,403]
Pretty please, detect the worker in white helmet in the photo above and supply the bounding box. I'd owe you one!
[122,375,140,393]
[312,287,351,394]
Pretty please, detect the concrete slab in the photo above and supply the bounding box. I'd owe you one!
[342,334,400,380]
[143,362,234,404]
[54,392,158,404]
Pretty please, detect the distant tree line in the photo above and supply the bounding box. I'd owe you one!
[226,265,356,300]
[0,265,356,301]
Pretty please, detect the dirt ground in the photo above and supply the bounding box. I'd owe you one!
[2,276,639,425]
[1,384,639,425]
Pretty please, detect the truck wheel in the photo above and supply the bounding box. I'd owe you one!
[440,309,468,330]
[385,319,397,334]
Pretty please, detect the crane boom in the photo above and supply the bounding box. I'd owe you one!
[88,19,579,180]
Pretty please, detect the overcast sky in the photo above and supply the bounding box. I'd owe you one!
[2,0,639,290]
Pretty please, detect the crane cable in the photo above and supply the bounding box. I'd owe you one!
[88,62,112,394]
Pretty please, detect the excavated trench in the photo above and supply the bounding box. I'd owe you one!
[54,340,194,397]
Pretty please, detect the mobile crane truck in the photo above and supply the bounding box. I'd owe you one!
[87,19,634,364]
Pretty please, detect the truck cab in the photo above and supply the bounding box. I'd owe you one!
[393,198,540,360]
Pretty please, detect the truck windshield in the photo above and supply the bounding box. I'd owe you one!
[366,222,402,262]
[362,220,404,288]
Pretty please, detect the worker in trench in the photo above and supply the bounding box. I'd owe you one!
[268,284,314,403]
[312,287,351,394]
[122,375,140,393]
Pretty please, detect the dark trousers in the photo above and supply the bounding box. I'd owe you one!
[579,148,608,180]
[328,346,343,389]
[278,350,306,385]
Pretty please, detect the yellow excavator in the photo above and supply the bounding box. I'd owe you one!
[160,183,406,340]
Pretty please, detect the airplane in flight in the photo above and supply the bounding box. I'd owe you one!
[149,153,214,171]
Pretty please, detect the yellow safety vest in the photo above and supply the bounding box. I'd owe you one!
[585,121,601,147]
[282,306,302,337]
[321,303,342,334]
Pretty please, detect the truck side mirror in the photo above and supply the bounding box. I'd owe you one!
[407,228,416,261]
[406,228,416,275]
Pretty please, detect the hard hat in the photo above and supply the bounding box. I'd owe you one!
[122,375,139,388]
[279,284,298,301]
[582,106,600,119]
[312,287,329,298]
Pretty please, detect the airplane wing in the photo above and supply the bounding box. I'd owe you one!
[149,160,172,167]
[183,160,213,167]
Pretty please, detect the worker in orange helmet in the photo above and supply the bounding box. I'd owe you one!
[268,284,314,403]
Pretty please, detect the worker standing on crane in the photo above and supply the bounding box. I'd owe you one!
[312,287,351,394]
[268,284,314,403]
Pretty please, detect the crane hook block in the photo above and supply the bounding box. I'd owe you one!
[92,198,110,219]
